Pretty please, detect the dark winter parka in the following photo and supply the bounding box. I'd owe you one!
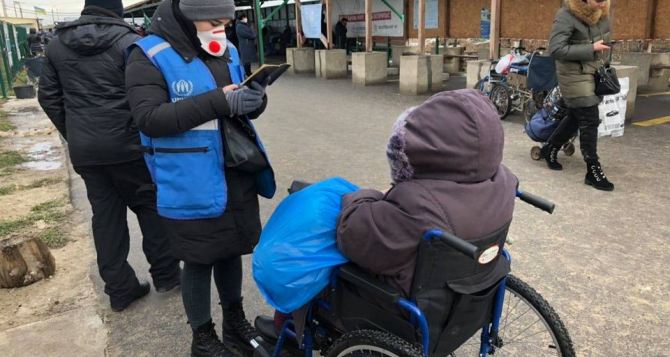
[550,0,611,108]
[235,21,258,65]
[125,0,267,264]
[337,90,518,297]
[38,7,142,166]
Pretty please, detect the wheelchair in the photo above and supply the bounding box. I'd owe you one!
[252,183,576,357]
[476,48,558,121]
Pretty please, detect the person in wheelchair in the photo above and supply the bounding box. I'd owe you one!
[336,89,518,298]
[255,90,520,356]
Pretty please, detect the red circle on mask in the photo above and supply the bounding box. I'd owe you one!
[208,41,221,53]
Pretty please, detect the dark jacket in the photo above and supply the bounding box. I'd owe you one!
[125,0,267,264]
[235,22,257,64]
[550,0,611,108]
[38,7,141,166]
[334,21,347,49]
[337,90,518,296]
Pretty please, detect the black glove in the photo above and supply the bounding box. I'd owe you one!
[225,85,264,116]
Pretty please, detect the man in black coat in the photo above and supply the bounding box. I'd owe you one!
[38,0,180,312]
[334,17,348,50]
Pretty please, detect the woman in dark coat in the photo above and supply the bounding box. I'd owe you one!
[235,14,257,76]
[125,0,274,356]
[546,0,614,191]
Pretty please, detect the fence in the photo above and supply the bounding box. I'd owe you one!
[0,21,29,98]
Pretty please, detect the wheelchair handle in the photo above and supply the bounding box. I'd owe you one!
[517,190,555,214]
[423,230,479,261]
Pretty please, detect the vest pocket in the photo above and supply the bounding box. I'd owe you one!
[151,131,226,218]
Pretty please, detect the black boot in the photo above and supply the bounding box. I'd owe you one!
[540,144,563,171]
[222,300,258,356]
[110,281,150,312]
[585,161,614,191]
[192,320,235,357]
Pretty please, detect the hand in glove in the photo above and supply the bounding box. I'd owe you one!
[224,84,264,116]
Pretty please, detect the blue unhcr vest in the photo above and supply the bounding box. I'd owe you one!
[135,35,276,220]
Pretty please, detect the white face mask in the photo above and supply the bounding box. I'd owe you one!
[241,18,248,24]
[197,25,228,57]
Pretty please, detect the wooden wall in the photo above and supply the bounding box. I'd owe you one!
[447,0,489,38]
[656,0,670,38]
[500,0,561,39]
[407,0,448,38]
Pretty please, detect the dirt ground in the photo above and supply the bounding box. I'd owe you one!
[0,99,99,334]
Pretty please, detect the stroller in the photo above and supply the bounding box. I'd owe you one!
[251,181,575,357]
[526,86,577,161]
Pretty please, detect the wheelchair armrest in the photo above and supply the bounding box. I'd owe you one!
[338,264,402,305]
[288,180,312,194]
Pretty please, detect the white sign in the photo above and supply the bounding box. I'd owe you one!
[301,4,323,39]
[330,0,404,37]
[413,0,438,29]
[598,77,629,138]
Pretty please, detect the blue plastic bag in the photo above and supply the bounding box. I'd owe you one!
[526,108,560,142]
[252,177,359,313]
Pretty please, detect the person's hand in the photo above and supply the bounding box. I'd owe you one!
[222,84,238,93]
[248,80,267,94]
[593,40,611,52]
[225,85,264,116]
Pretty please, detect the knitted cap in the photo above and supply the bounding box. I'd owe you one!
[84,0,124,17]
[179,0,237,21]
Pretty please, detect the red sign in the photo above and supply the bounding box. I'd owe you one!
[342,11,392,22]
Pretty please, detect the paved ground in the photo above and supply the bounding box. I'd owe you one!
[70,74,670,356]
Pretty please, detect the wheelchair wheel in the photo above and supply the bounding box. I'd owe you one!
[531,146,542,161]
[562,142,576,156]
[450,275,575,357]
[325,329,422,357]
[489,84,512,120]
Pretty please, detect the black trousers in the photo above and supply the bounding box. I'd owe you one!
[74,159,179,301]
[549,105,600,162]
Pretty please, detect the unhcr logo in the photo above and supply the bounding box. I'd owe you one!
[172,80,194,97]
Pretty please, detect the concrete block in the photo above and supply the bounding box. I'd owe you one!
[315,49,347,79]
[286,47,315,74]
[400,55,429,95]
[612,65,639,123]
[352,52,387,86]
[391,45,418,67]
[429,55,444,92]
[620,52,653,86]
[443,47,464,74]
[466,60,493,89]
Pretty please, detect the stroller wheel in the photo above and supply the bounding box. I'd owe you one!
[531,146,542,161]
[563,143,576,156]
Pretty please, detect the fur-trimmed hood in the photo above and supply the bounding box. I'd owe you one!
[565,0,609,25]
[386,89,505,184]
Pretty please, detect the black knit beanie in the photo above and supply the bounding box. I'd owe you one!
[84,0,124,17]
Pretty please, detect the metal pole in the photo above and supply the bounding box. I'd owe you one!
[326,0,332,49]
[295,0,302,49]
[17,1,22,18]
[51,8,55,24]
[489,0,501,60]
[13,1,17,17]
[418,0,425,54]
[0,0,6,17]
[254,0,265,65]
[365,0,372,52]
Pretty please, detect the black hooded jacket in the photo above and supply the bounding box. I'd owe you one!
[38,7,142,166]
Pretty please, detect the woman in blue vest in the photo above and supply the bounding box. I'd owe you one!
[125,0,276,356]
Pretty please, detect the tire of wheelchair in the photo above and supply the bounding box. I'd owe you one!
[493,275,576,357]
[324,329,423,357]
[489,84,512,120]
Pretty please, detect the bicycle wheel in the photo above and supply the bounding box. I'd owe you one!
[325,330,423,357]
[450,275,575,357]
[489,84,512,120]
